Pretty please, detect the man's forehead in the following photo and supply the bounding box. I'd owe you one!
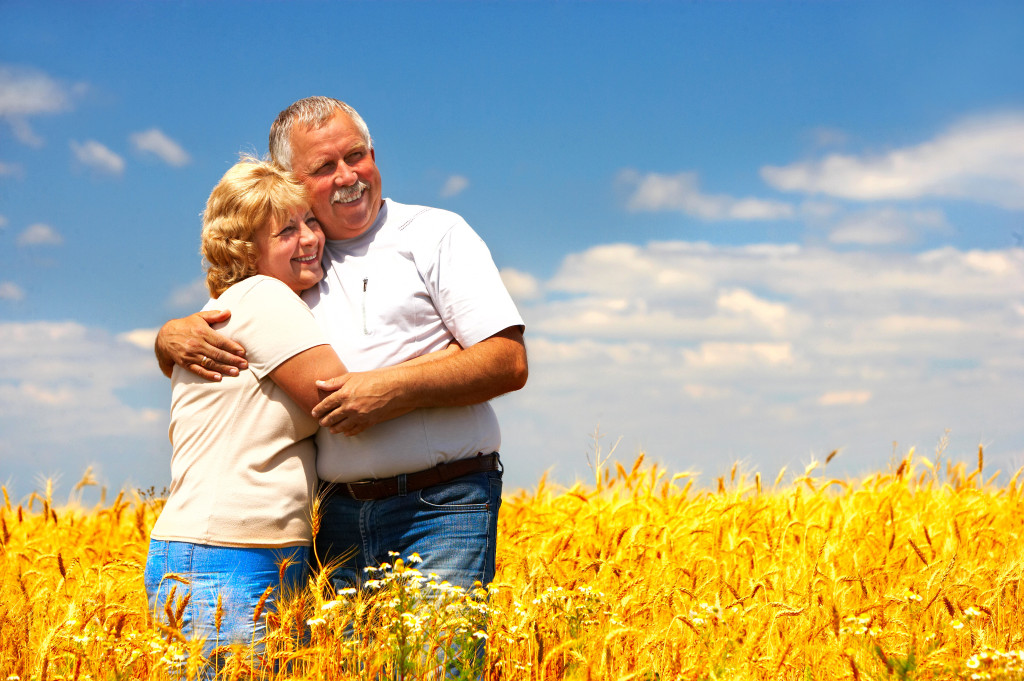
[293,117,367,159]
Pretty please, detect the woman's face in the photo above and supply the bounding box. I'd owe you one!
[254,207,325,293]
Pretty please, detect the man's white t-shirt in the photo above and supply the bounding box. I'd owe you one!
[302,199,524,482]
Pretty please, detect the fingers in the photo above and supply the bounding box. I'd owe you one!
[311,380,347,419]
[187,361,223,382]
[315,405,345,428]
[328,416,367,436]
[196,309,232,324]
[194,347,246,376]
[315,376,346,392]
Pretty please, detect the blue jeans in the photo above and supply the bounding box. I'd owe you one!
[143,540,309,678]
[314,468,503,591]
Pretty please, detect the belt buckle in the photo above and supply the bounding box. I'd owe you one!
[345,481,371,500]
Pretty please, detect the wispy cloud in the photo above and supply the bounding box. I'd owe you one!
[167,277,210,309]
[130,128,190,167]
[0,64,80,146]
[826,207,949,246]
[70,139,125,175]
[619,169,795,220]
[0,321,169,499]
[0,282,25,301]
[818,390,872,406]
[117,328,158,349]
[808,126,849,149]
[0,160,22,177]
[440,174,469,198]
[17,223,63,246]
[500,267,541,301]
[502,239,1024,480]
[762,113,1024,210]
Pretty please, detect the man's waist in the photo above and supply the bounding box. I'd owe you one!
[320,453,500,502]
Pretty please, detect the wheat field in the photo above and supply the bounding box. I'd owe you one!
[2,446,1023,680]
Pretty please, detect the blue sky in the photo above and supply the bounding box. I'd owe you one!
[1,1,1023,501]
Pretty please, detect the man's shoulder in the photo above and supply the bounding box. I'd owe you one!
[385,199,467,233]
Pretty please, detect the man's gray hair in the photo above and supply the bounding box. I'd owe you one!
[268,96,373,171]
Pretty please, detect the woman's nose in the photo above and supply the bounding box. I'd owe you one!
[299,224,320,244]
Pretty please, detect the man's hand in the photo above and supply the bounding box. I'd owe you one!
[312,326,527,435]
[312,369,408,436]
[155,310,248,381]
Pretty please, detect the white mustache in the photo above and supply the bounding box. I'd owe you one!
[330,181,369,205]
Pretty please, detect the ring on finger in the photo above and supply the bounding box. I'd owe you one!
[200,355,210,368]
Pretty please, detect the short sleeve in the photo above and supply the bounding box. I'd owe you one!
[423,220,525,347]
[219,276,330,380]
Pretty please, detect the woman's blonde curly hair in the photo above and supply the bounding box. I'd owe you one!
[201,156,310,298]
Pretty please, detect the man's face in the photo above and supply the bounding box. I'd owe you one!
[289,111,383,240]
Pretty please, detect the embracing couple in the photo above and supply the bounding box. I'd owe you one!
[144,96,528,672]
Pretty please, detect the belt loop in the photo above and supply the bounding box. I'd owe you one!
[398,473,407,496]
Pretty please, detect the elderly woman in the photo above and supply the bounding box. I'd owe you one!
[143,157,344,674]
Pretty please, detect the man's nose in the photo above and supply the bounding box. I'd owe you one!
[333,162,358,186]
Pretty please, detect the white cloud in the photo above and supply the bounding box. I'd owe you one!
[500,238,1024,488]
[0,160,21,177]
[0,321,169,499]
[827,207,949,245]
[818,391,872,406]
[167,277,210,309]
[619,169,795,220]
[0,65,79,146]
[0,282,24,301]
[683,342,795,368]
[130,128,190,167]
[440,174,469,198]
[17,223,63,246]
[761,113,1024,210]
[118,328,158,349]
[500,267,541,301]
[0,214,7,229]
[809,126,849,149]
[716,289,790,335]
[70,140,125,175]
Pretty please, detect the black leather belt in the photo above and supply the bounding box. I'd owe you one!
[321,453,500,501]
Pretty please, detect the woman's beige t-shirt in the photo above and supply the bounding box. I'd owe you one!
[150,275,328,548]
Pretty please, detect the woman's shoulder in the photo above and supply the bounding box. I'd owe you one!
[212,276,312,332]
[217,275,300,306]
[212,276,321,365]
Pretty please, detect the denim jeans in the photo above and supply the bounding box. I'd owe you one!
[143,540,309,678]
[314,468,503,591]
[314,469,502,678]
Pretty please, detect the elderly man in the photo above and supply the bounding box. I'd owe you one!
[156,96,527,593]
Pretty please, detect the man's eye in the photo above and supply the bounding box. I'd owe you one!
[346,152,364,164]
[313,162,334,175]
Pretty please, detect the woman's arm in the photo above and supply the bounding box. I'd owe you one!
[268,344,346,414]
[270,342,461,416]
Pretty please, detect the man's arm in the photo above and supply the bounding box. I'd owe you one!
[311,326,527,435]
[155,310,249,381]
